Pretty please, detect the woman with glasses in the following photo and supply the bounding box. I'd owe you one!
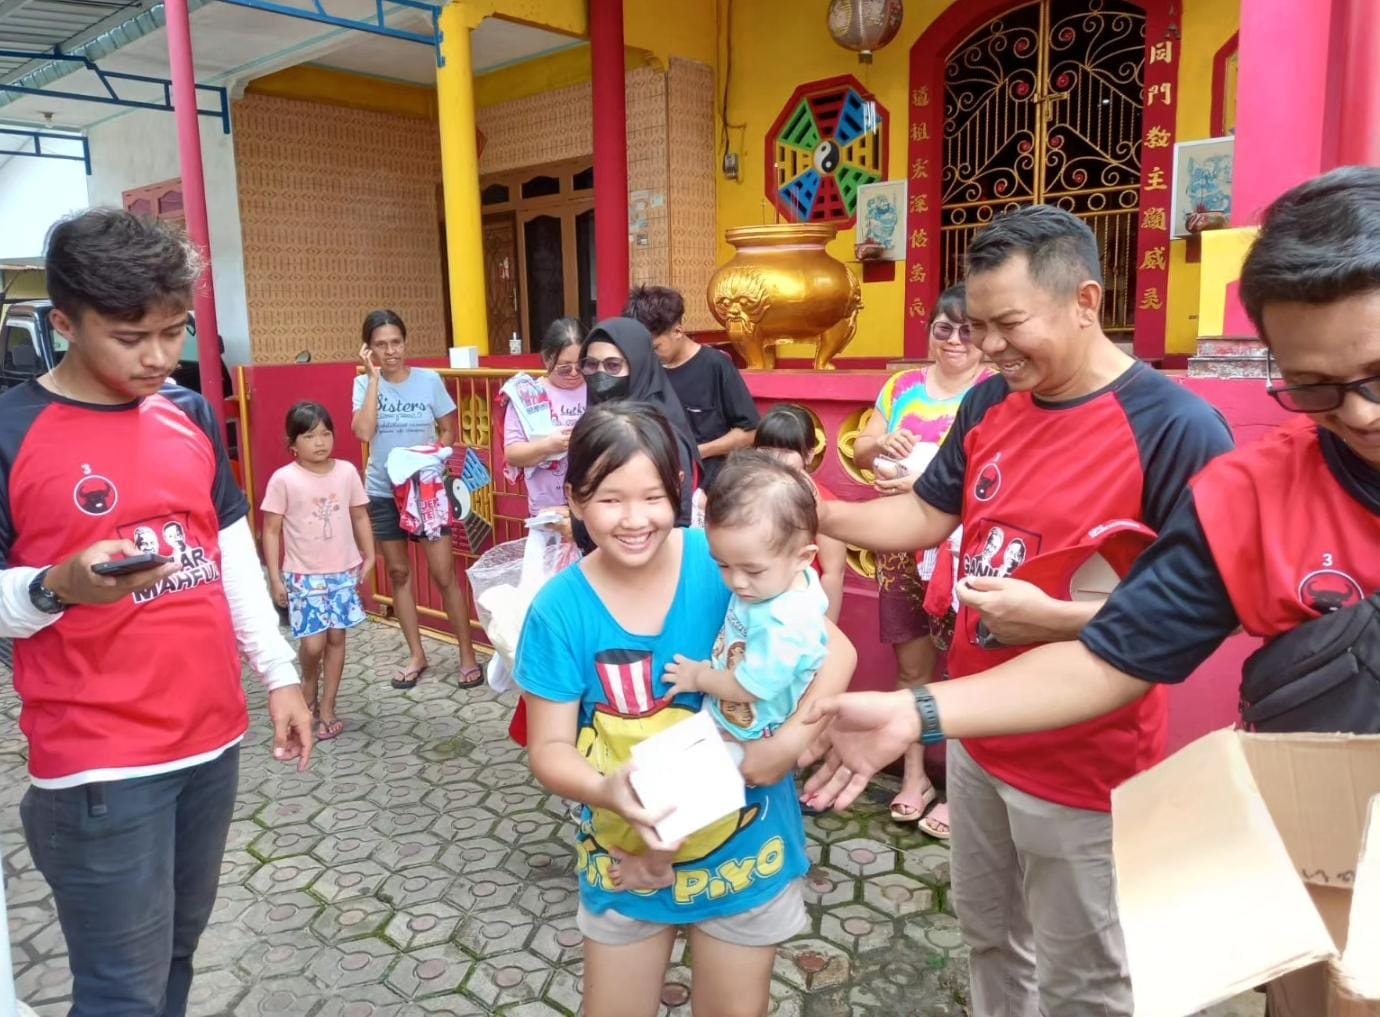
[502,317,588,514]
[852,282,990,838]
[576,317,703,532]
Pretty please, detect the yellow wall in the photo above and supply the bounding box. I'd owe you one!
[714,0,1240,360]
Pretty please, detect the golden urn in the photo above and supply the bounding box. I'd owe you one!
[706,224,862,370]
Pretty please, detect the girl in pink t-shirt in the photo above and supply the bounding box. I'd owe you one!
[502,317,588,514]
[261,402,376,741]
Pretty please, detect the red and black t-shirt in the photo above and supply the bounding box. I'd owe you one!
[915,364,1235,811]
[0,380,250,783]
[1082,419,1380,681]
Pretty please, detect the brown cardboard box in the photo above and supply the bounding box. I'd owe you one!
[1111,730,1380,1017]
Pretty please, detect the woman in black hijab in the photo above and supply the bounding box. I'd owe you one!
[578,316,702,529]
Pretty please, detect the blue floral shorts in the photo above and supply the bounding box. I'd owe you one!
[284,570,366,639]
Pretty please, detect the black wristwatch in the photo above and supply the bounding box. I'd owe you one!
[913,686,945,745]
[28,567,66,615]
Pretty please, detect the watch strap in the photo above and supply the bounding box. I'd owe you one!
[912,686,945,745]
[29,567,66,614]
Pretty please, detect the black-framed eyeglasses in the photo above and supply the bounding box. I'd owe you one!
[580,356,628,376]
[931,320,973,344]
[549,363,582,378]
[1265,356,1380,413]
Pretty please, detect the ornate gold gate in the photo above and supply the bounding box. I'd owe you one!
[941,0,1145,337]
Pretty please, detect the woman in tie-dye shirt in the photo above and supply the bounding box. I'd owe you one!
[853,282,990,838]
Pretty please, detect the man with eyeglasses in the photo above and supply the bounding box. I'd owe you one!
[801,167,1380,1017]
[809,202,1236,1017]
[624,285,759,486]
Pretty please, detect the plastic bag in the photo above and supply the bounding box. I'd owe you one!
[466,521,580,693]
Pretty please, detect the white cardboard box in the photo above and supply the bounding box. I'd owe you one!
[1112,729,1380,1017]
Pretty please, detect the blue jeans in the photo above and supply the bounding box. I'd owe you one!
[19,746,239,1017]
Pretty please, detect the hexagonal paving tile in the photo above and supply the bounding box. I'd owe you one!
[445,867,523,913]
[218,849,261,886]
[224,817,263,853]
[311,898,394,943]
[235,931,325,980]
[371,832,447,871]
[313,983,410,1017]
[901,909,967,954]
[254,793,327,829]
[436,836,512,876]
[374,805,437,837]
[899,842,951,887]
[801,863,860,908]
[246,856,326,896]
[514,877,578,920]
[232,979,326,1016]
[384,942,473,1000]
[774,936,854,992]
[306,938,398,991]
[185,966,250,1017]
[312,830,377,866]
[504,839,576,882]
[818,903,896,955]
[803,811,870,844]
[240,890,322,936]
[828,838,898,878]
[453,905,535,959]
[861,871,937,917]
[312,859,391,904]
[382,900,464,950]
[492,809,561,845]
[14,957,72,1005]
[311,801,383,834]
[465,949,555,1010]
[248,823,324,862]
[377,863,456,908]
[527,912,584,966]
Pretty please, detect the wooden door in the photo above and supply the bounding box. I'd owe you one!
[482,213,520,353]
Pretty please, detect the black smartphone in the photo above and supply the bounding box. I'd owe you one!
[92,553,173,577]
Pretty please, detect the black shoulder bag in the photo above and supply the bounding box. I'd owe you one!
[1239,593,1380,734]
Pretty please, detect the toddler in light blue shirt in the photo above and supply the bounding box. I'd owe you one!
[611,450,829,891]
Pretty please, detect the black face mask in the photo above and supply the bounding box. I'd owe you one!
[587,371,631,403]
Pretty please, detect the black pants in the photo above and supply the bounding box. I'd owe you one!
[20,746,239,1017]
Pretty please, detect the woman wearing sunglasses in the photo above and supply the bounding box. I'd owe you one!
[852,282,991,838]
[502,317,588,515]
[576,316,703,532]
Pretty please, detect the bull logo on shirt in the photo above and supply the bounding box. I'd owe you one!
[974,457,1003,502]
[575,648,758,879]
[1298,569,1363,614]
[73,473,118,516]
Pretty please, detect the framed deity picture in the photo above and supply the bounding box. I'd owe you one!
[855,180,907,261]
[1170,136,1235,239]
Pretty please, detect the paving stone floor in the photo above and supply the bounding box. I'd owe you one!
[0,625,1261,1016]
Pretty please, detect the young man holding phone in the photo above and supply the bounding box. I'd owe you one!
[0,208,314,1016]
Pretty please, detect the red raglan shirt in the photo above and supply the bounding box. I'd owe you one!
[0,380,250,786]
[914,364,1235,811]
[1082,418,1380,684]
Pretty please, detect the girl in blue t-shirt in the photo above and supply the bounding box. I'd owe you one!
[515,402,855,1017]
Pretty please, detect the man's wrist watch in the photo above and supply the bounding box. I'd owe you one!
[912,686,945,745]
[28,567,67,615]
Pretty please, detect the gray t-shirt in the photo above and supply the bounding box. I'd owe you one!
[352,368,458,496]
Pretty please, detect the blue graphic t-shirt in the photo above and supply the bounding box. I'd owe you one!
[352,368,457,497]
[514,527,809,923]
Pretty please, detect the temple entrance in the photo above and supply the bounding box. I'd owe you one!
[940,0,1145,339]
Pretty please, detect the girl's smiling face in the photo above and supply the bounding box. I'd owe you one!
[571,451,677,567]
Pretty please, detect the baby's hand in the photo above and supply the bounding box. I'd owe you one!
[662,654,708,697]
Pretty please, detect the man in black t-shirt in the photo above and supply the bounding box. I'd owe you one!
[624,285,759,487]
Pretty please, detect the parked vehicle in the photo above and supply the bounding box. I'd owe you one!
[0,300,233,397]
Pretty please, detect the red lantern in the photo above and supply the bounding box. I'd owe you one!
[827,0,904,64]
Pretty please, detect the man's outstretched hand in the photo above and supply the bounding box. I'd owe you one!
[798,689,920,811]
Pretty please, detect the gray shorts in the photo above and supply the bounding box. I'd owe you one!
[576,878,807,947]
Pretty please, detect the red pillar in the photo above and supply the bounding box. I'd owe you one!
[591,0,629,319]
[1230,0,1340,227]
[165,0,224,431]
[1335,0,1380,166]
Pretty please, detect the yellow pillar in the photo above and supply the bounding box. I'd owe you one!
[436,1,489,353]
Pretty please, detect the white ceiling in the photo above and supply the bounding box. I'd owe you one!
[0,2,581,130]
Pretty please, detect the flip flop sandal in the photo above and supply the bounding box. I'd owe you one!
[391,664,427,690]
[890,785,937,824]
[315,718,346,741]
[917,801,952,840]
[457,664,485,689]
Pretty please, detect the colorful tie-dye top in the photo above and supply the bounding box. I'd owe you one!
[874,367,992,445]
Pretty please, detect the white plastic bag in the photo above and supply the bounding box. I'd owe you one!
[466,520,579,693]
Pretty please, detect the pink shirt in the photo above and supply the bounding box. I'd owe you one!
[260,460,369,575]
[502,379,587,512]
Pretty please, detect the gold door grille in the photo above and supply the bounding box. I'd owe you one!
[941,0,1146,337]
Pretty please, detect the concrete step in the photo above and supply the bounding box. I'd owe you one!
[1197,337,1267,358]
[1187,354,1269,379]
